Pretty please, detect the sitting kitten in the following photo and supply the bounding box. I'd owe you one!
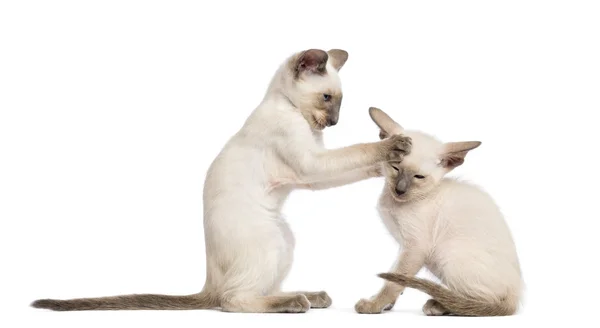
[355,107,523,316]
[31,50,411,313]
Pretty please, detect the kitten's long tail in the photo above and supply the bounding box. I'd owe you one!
[31,291,216,311]
[377,273,515,316]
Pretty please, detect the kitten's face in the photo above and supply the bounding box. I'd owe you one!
[382,132,446,202]
[368,107,481,203]
[284,49,348,130]
[384,163,438,202]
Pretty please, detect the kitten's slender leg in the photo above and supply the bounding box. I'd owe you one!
[281,135,411,180]
[221,294,310,313]
[355,248,426,314]
[296,166,381,191]
[273,291,332,308]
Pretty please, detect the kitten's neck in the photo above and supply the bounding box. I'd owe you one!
[263,63,288,101]
[259,63,325,133]
[258,90,297,115]
[274,90,297,110]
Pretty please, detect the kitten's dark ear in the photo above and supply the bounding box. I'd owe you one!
[294,49,328,78]
[369,107,404,138]
[327,49,348,71]
[439,141,481,169]
[379,130,389,140]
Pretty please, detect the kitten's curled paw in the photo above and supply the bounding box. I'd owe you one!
[383,134,412,162]
[355,298,386,314]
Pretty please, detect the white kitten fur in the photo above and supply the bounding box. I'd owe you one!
[32,49,412,313]
[199,51,410,313]
[355,107,523,316]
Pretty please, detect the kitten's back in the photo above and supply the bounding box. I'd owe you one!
[434,178,522,298]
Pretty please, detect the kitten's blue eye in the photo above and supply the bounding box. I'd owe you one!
[323,94,331,101]
[414,175,425,179]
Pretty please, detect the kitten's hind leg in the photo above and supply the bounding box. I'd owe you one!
[422,299,451,316]
[221,294,310,313]
[274,291,332,308]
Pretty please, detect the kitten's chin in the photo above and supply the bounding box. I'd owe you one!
[389,187,411,203]
[313,115,329,130]
[300,111,327,130]
[392,195,410,203]
[314,121,327,130]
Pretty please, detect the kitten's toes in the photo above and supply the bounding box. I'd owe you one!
[308,291,332,308]
[422,299,450,316]
[390,134,412,154]
[355,298,385,314]
[283,295,311,313]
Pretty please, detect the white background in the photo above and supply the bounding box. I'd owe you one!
[1,1,599,327]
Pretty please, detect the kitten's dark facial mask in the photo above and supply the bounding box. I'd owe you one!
[388,162,428,199]
[289,49,348,130]
[314,91,342,127]
[393,167,412,195]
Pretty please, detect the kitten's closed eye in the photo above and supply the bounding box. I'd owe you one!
[323,94,332,101]
[414,175,425,179]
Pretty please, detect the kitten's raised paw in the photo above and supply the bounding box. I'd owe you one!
[422,299,450,316]
[355,298,386,314]
[307,291,332,308]
[384,134,412,161]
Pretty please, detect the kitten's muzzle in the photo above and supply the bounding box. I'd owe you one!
[394,173,411,196]
[326,101,341,126]
[327,114,338,126]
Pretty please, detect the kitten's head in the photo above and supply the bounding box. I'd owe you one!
[280,49,348,130]
[369,107,481,202]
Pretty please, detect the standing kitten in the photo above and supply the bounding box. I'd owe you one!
[31,50,411,313]
[355,107,522,316]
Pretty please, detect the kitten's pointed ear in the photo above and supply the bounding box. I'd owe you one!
[368,107,403,139]
[439,141,482,169]
[327,49,348,71]
[293,49,328,78]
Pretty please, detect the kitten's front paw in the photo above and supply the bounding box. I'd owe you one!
[308,291,332,308]
[283,294,311,313]
[355,298,386,314]
[384,134,412,162]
